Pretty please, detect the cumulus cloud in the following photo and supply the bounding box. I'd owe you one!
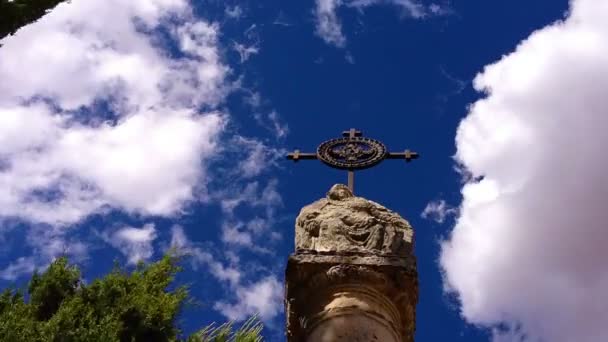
[104,224,157,265]
[0,0,229,225]
[421,199,457,224]
[314,0,446,47]
[441,1,608,341]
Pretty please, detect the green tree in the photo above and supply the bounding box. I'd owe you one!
[0,255,263,342]
[0,0,68,40]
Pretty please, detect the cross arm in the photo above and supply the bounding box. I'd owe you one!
[287,149,318,162]
[387,150,420,162]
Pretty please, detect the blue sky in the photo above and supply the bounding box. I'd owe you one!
[2,0,608,341]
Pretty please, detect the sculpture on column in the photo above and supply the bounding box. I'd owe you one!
[295,184,412,256]
[285,129,419,342]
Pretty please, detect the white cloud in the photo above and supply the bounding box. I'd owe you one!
[244,91,262,108]
[273,11,293,27]
[170,225,241,286]
[345,52,355,64]
[267,111,289,138]
[214,276,283,321]
[169,224,189,250]
[104,224,157,265]
[0,257,36,281]
[241,89,288,140]
[252,109,289,139]
[314,0,347,48]
[225,5,244,19]
[26,225,89,262]
[421,199,457,224]
[222,223,254,248]
[170,225,282,321]
[314,0,446,47]
[441,1,608,341]
[246,217,268,234]
[244,24,259,42]
[233,42,259,63]
[348,0,427,18]
[232,137,284,178]
[219,180,282,219]
[0,225,90,280]
[0,0,231,225]
[216,180,282,255]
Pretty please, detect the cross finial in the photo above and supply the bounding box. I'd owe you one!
[342,128,363,138]
[287,129,419,193]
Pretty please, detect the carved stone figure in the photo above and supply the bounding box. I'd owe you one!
[285,184,418,342]
[295,184,413,256]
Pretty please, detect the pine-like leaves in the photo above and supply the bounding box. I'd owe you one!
[0,255,265,342]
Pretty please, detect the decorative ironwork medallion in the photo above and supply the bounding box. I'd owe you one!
[317,137,387,170]
[286,128,419,193]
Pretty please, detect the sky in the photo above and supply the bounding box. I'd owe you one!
[1,0,607,341]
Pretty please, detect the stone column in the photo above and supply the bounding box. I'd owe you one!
[285,184,418,342]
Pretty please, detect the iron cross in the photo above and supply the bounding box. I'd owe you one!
[287,128,419,193]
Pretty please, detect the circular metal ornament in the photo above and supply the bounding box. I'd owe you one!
[317,137,387,170]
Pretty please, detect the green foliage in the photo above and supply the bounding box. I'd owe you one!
[0,0,68,40]
[28,257,80,321]
[0,255,265,342]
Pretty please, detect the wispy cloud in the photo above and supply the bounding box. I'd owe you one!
[229,137,285,179]
[225,5,244,20]
[1,224,89,280]
[421,199,457,224]
[233,42,259,63]
[251,106,289,139]
[217,179,283,252]
[240,87,289,140]
[267,111,289,138]
[170,225,241,286]
[273,11,293,27]
[441,0,608,340]
[348,0,427,18]
[314,0,448,47]
[0,257,35,281]
[314,0,347,48]
[169,225,283,321]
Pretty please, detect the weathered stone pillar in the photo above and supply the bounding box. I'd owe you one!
[285,184,418,342]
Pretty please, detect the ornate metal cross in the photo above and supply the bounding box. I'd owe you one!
[287,128,419,193]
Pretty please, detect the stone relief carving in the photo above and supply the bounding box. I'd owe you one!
[295,184,413,256]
